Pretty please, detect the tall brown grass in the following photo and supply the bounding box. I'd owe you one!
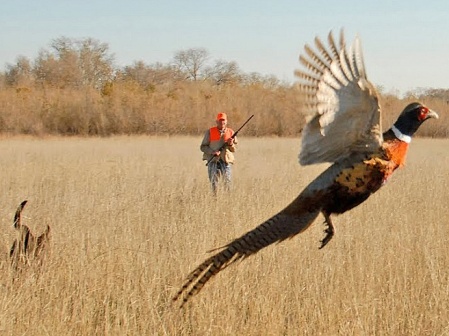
[0,135,447,335]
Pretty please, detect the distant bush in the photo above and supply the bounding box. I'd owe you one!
[0,81,447,137]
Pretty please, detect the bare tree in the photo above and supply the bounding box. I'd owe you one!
[34,48,82,88]
[5,56,34,87]
[172,48,209,81]
[78,38,114,88]
[119,61,182,88]
[33,37,114,89]
[204,59,241,85]
[241,72,281,88]
[405,87,449,101]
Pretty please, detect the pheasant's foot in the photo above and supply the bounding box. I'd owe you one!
[319,213,335,249]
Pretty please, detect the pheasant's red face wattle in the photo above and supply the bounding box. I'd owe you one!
[418,107,430,121]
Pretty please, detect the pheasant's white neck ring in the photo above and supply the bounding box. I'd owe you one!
[392,125,411,143]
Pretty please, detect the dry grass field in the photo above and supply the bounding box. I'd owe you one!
[0,135,448,335]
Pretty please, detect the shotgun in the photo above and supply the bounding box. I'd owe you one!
[206,114,254,166]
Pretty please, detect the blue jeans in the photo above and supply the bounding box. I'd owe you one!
[207,160,232,194]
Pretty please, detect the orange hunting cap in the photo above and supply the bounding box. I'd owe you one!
[216,112,227,121]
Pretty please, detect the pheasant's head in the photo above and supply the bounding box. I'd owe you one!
[391,102,438,142]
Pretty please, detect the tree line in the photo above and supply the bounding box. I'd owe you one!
[2,37,280,90]
[0,36,447,137]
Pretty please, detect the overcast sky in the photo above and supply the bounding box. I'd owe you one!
[1,0,448,95]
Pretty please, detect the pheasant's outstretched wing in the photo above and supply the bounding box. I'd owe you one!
[296,30,382,165]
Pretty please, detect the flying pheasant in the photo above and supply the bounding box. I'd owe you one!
[173,30,438,307]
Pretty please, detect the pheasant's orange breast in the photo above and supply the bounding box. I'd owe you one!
[383,140,409,168]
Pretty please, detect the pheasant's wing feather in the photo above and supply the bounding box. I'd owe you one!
[173,206,320,306]
[296,30,382,165]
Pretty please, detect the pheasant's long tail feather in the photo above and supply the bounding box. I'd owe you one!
[173,208,320,307]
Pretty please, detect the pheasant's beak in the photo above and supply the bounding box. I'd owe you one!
[427,109,439,120]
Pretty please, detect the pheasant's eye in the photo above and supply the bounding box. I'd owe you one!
[418,107,429,121]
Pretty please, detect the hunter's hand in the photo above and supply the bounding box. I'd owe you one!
[213,151,220,156]
[227,138,234,146]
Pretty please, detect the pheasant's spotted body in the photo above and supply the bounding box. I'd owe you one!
[335,139,410,193]
[336,155,391,192]
[173,30,438,307]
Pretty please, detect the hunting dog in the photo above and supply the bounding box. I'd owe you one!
[10,200,51,268]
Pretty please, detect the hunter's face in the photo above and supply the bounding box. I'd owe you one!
[216,119,227,130]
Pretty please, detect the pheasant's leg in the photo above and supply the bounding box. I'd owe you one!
[319,212,335,249]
